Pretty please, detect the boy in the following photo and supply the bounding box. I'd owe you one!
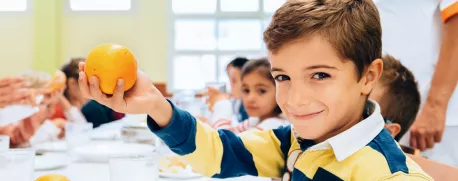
[78,0,431,180]
[370,54,421,142]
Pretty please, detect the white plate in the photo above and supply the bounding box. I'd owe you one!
[34,153,68,171]
[91,130,120,140]
[34,141,67,153]
[159,172,203,179]
[73,142,155,163]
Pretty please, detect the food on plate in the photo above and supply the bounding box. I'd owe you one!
[35,174,70,181]
[159,156,188,173]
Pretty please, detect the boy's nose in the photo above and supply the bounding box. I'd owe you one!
[286,84,309,108]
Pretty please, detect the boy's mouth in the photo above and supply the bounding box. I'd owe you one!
[290,110,324,121]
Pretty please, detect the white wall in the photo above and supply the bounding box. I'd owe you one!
[60,0,168,82]
[0,11,34,77]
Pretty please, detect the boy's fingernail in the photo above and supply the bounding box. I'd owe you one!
[118,79,124,86]
[90,76,96,84]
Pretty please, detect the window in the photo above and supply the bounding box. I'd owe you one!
[170,0,285,92]
[70,0,131,11]
[0,0,27,11]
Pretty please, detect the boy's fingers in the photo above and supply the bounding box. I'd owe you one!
[78,72,92,98]
[78,62,86,72]
[111,79,126,111]
[88,76,107,104]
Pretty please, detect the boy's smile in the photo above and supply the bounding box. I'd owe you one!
[269,34,383,143]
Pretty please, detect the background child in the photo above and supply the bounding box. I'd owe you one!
[207,57,249,123]
[370,54,421,141]
[371,54,458,181]
[209,58,288,133]
[0,70,63,147]
[54,57,123,128]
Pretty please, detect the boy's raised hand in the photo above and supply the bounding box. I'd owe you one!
[77,62,173,127]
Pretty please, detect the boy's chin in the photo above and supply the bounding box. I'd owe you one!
[293,127,324,141]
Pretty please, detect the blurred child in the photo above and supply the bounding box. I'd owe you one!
[208,58,288,133]
[208,57,249,122]
[0,70,63,147]
[52,57,88,123]
[20,70,66,144]
[55,57,124,128]
[370,54,421,142]
[371,54,458,181]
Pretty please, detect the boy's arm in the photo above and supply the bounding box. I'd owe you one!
[410,3,458,151]
[148,100,289,178]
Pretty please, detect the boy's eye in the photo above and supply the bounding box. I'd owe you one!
[312,72,330,80]
[242,88,249,94]
[274,75,290,82]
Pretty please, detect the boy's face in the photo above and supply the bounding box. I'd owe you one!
[227,66,242,99]
[269,35,382,142]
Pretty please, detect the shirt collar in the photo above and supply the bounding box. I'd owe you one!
[305,100,385,162]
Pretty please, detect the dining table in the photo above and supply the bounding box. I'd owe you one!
[32,114,271,181]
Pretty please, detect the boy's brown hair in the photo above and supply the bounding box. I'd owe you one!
[379,55,421,141]
[264,0,382,79]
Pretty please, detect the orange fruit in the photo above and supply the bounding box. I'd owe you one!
[85,43,137,95]
[47,70,67,93]
[35,174,70,181]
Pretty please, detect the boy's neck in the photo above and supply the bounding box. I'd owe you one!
[313,101,369,144]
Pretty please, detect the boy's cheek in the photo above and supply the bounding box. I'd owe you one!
[275,87,288,107]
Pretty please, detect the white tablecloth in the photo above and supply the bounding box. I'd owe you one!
[34,161,268,181]
[33,116,271,181]
[34,161,211,181]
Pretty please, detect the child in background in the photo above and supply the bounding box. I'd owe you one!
[0,70,64,147]
[209,58,288,133]
[371,54,458,181]
[52,57,88,124]
[370,54,421,142]
[20,70,66,144]
[55,57,124,128]
[79,0,432,180]
[207,57,249,122]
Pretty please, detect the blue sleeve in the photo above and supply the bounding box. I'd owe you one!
[147,99,289,178]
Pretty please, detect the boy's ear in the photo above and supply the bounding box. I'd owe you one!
[385,123,401,138]
[361,58,383,95]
